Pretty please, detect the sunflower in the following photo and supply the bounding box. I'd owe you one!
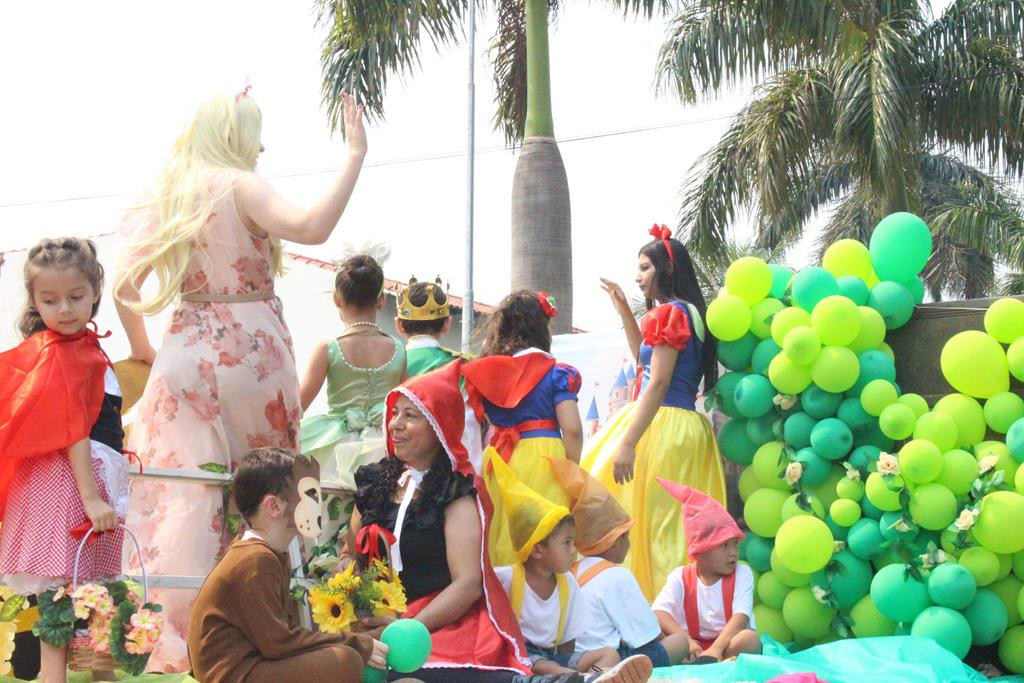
[309,588,355,633]
[326,563,359,593]
[372,579,407,615]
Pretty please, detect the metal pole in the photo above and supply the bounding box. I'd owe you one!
[462,0,476,353]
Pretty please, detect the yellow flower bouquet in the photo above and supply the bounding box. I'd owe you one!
[309,559,408,633]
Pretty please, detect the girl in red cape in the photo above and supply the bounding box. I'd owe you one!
[0,238,129,683]
[461,291,584,568]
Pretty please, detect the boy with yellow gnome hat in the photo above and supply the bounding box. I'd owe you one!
[651,479,761,663]
[488,450,654,683]
[545,458,691,668]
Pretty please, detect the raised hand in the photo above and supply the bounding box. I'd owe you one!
[340,93,367,157]
[600,278,632,318]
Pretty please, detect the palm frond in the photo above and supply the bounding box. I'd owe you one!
[607,0,672,18]
[489,0,528,145]
[999,271,1024,295]
[815,183,879,255]
[758,156,856,251]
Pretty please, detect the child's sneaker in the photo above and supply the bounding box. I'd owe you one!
[586,654,653,682]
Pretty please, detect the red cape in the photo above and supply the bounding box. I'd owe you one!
[0,329,108,518]
[460,353,555,422]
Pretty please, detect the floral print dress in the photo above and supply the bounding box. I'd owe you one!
[119,171,301,672]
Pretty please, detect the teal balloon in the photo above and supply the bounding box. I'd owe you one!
[852,350,897,396]
[793,267,840,312]
[868,281,915,330]
[1008,418,1024,462]
[783,412,817,449]
[735,374,776,418]
[795,448,832,488]
[848,518,886,560]
[904,276,926,305]
[854,421,896,452]
[810,418,854,460]
[848,445,881,471]
[879,511,918,543]
[719,419,758,466]
[962,589,1009,646]
[746,414,779,447]
[769,264,795,299]
[870,563,932,623]
[716,372,747,418]
[825,514,850,541]
[741,532,774,573]
[870,212,933,282]
[927,563,977,610]
[752,338,783,375]
[803,385,843,419]
[837,275,871,306]
[911,606,972,659]
[381,619,433,673]
[362,668,387,683]
[812,550,872,610]
[838,397,874,435]
[860,495,885,521]
[718,332,758,371]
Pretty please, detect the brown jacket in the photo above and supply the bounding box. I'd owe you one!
[188,537,373,683]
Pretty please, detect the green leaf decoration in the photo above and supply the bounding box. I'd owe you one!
[328,496,343,521]
[0,594,25,621]
[199,462,229,474]
[226,514,242,536]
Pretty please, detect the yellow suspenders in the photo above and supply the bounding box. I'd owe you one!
[510,563,570,648]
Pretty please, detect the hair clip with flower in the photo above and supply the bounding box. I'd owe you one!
[537,291,559,318]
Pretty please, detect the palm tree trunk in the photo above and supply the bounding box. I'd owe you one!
[511,0,573,333]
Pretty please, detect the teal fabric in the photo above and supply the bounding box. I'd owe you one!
[649,636,1013,683]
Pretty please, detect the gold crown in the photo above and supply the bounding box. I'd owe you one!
[397,277,450,321]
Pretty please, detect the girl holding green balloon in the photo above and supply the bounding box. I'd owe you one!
[581,226,727,601]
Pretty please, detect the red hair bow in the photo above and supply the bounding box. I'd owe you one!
[537,291,559,318]
[648,223,675,264]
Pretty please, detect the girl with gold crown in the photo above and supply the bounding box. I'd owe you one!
[394,277,462,377]
[581,226,727,601]
[113,86,367,672]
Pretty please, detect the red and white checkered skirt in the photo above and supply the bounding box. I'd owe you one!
[0,443,124,595]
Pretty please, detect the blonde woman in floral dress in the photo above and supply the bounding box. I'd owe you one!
[114,88,367,672]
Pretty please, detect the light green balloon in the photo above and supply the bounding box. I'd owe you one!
[757,571,792,609]
[836,476,865,502]
[783,586,836,640]
[899,439,943,484]
[984,297,1024,344]
[961,546,1001,587]
[909,483,958,531]
[999,625,1024,674]
[936,449,980,496]
[849,306,887,352]
[783,326,822,365]
[865,472,904,512]
[861,379,899,416]
[771,548,812,587]
[985,392,1024,434]
[990,574,1023,627]
[751,441,787,488]
[751,297,785,339]
[898,393,930,418]
[974,491,1024,555]
[976,441,1019,481]
[781,493,826,521]
[934,394,987,448]
[850,594,896,638]
[775,515,834,575]
[726,256,773,305]
[879,402,917,440]
[745,488,790,537]
[811,346,860,394]
[771,306,812,347]
[769,352,814,395]
[941,330,1011,399]
[738,466,761,501]
[914,411,959,452]
[1009,338,1024,383]
[824,239,874,281]
[830,498,862,527]
[811,295,863,347]
[707,294,753,342]
[809,466,846,510]
[754,604,793,644]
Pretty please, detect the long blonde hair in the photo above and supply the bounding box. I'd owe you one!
[116,93,283,314]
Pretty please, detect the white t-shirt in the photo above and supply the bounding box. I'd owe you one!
[651,563,756,640]
[495,566,586,648]
[573,557,661,653]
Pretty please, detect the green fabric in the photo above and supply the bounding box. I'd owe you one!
[299,335,405,453]
[649,636,1011,683]
[406,345,459,378]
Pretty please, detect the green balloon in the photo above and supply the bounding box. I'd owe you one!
[974,491,1024,555]
[849,306,887,352]
[928,562,977,610]
[718,332,758,371]
[861,379,899,417]
[852,350,896,396]
[783,326,822,365]
[911,606,972,659]
[381,618,433,673]
[899,439,943,484]
[861,493,886,521]
[771,548,812,587]
[848,444,881,471]
[830,498,862,527]
[824,239,874,280]
[741,532,774,572]
[768,264,795,299]
[812,551,872,610]
[941,330,1011,399]
[903,276,926,305]
[795,448,831,487]
[726,256,773,305]
[869,212,932,282]
[793,267,840,312]
[961,546,1001,587]
[984,297,1024,344]
[751,338,783,376]
[898,393,930,417]
[870,563,932,623]
[913,411,959,452]
[775,515,834,574]
[850,594,897,637]
[751,298,785,339]
[936,449,980,496]
[746,488,790,537]
[803,385,843,419]
[752,441,787,489]
[1017,461,1024,494]
[758,571,792,609]
[361,667,387,683]
[847,518,886,560]
[963,588,1010,645]
[837,276,870,306]
[909,483,958,531]
[1000,625,1024,674]
[868,281,915,330]
[719,419,758,465]
[735,374,776,418]
[997,551,1014,582]
[809,466,845,510]
[879,402,917,440]
[879,510,918,542]
[707,293,753,342]
[811,346,860,394]
[739,466,761,501]
[836,476,865,502]
[782,492,826,521]
[1009,338,1024,383]
[716,371,748,418]
[783,586,836,640]
[1009,418,1024,462]
[811,418,853,460]
[934,394,987,448]
[771,306,812,347]
[985,392,1024,434]
[865,472,904,512]
[784,412,818,449]
[976,441,1017,480]
[769,352,814,395]
[754,604,794,643]
[812,295,862,347]
[837,397,873,435]
[990,574,1023,627]
[746,413,779,447]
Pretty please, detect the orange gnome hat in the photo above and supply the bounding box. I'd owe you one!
[656,478,743,557]
[546,457,633,556]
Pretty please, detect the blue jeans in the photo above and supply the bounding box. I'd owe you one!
[619,638,670,668]
[526,641,586,669]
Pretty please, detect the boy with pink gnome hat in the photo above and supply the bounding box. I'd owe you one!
[650,478,761,663]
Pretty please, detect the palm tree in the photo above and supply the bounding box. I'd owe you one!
[315,0,663,331]
[658,0,1024,300]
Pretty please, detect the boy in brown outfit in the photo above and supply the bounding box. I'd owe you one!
[188,447,387,682]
